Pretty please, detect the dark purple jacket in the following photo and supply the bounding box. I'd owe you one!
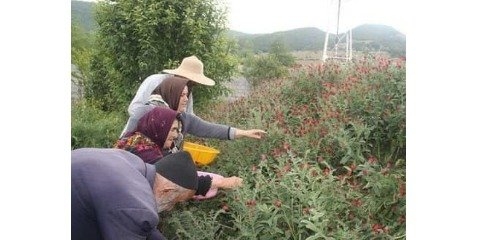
[71,148,166,240]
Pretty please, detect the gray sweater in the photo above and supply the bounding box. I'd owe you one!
[120,104,236,141]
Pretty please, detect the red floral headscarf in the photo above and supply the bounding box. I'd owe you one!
[114,132,162,164]
[115,107,181,164]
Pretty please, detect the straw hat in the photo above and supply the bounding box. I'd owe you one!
[163,56,215,86]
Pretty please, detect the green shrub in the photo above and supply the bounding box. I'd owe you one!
[242,40,295,87]
[71,100,126,149]
[243,54,289,86]
[85,0,237,111]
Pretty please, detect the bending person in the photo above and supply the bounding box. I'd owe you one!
[72,148,198,240]
[115,107,243,198]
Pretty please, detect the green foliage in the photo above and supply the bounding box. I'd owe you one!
[160,56,406,239]
[242,40,295,86]
[233,27,326,53]
[218,152,405,239]
[269,40,296,67]
[85,0,237,111]
[243,54,289,86]
[71,100,126,149]
[71,20,93,92]
[352,25,406,57]
[71,21,92,62]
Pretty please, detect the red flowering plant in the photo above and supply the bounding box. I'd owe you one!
[162,55,406,239]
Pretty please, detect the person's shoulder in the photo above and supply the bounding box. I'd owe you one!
[131,104,156,118]
[180,111,193,119]
[144,73,172,81]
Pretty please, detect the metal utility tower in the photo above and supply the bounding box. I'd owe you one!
[322,0,353,62]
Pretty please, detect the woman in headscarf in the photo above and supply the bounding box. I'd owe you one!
[115,107,242,198]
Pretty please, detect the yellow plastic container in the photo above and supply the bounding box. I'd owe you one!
[183,141,220,166]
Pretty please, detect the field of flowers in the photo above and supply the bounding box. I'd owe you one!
[161,56,406,239]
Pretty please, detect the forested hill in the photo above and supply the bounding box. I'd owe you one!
[71,0,406,57]
[230,25,405,57]
[72,0,97,33]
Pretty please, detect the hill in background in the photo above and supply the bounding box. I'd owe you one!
[231,25,405,57]
[71,0,406,57]
[71,0,97,33]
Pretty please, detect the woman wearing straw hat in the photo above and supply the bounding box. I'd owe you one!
[120,55,266,142]
[121,55,213,137]
[119,76,266,148]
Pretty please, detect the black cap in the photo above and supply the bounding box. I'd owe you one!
[154,151,198,191]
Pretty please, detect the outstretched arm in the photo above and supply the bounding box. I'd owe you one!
[182,113,266,140]
[234,129,267,140]
[194,173,243,199]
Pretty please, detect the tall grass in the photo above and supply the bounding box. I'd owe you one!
[71,100,127,149]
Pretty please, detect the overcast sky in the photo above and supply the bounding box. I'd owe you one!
[79,0,407,34]
[224,0,408,34]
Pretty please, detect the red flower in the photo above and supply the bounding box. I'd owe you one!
[274,200,282,208]
[246,199,257,207]
[322,167,330,176]
[302,207,311,215]
[351,198,362,207]
[221,203,230,212]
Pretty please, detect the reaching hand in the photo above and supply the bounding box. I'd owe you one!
[236,129,267,139]
[221,176,243,188]
[212,176,243,189]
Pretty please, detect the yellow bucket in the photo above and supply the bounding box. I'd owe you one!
[182,141,220,166]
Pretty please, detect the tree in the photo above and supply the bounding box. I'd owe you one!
[71,20,94,100]
[71,21,92,64]
[243,54,289,87]
[86,0,237,111]
[242,39,295,86]
[269,39,295,67]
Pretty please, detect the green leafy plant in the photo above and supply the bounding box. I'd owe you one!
[84,0,238,111]
[242,40,295,86]
[71,100,126,149]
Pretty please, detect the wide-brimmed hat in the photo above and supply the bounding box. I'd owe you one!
[163,56,215,86]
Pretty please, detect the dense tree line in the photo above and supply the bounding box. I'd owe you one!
[72,0,237,112]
